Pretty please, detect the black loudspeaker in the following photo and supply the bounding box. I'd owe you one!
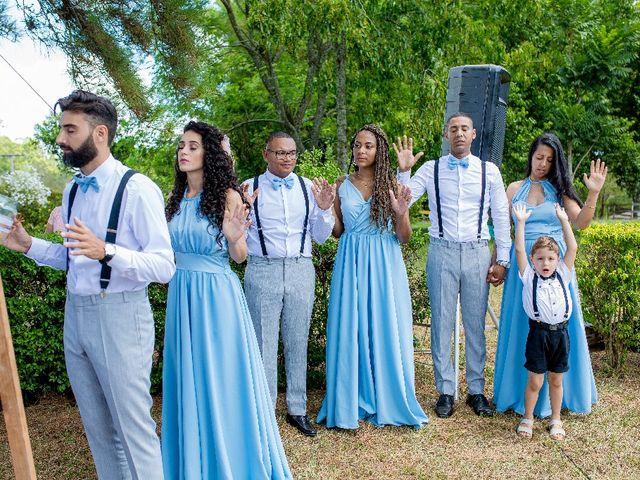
[440,64,511,168]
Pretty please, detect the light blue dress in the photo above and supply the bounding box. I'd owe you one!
[161,194,292,479]
[493,179,598,417]
[317,179,429,429]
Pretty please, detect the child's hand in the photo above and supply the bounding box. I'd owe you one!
[555,203,569,223]
[513,203,532,222]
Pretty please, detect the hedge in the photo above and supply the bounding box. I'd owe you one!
[6,221,638,400]
[0,229,431,400]
[576,222,640,371]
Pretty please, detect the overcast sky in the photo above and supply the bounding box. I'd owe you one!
[0,35,73,142]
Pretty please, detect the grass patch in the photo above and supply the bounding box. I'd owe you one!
[2,290,639,479]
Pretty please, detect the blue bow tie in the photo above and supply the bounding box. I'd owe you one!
[271,176,294,190]
[73,174,100,193]
[448,156,469,170]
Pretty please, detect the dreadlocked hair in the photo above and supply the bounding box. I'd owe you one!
[166,121,246,246]
[348,124,397,230]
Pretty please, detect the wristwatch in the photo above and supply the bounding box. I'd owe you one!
[496,260,510,269]
[99,243,116,265]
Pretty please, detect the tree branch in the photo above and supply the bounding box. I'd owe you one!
[226,118,285,132]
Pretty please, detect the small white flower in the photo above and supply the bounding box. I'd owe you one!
[0,166,51,208]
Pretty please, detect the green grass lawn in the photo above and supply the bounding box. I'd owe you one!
[2,317,639,479]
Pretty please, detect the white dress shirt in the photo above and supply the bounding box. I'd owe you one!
[242,170,334,258]
[398,154,511,262]
[520,262,573,325]
[26,155,175,295]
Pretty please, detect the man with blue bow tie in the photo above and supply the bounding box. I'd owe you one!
[395,113,511,419]
[1,90,174,479]
[242,131,335,437]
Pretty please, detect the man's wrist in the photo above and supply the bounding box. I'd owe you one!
[21,236,33,254]
[99,243,116,265]
[496,260,510,269]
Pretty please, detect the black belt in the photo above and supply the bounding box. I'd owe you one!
[529,319,568,331]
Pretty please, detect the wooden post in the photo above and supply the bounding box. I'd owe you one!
[0,272,37,479]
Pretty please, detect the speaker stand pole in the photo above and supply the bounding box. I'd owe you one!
[487,302,499,329]
[454,298,461,401]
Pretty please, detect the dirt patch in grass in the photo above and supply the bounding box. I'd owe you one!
[2,331,639,479]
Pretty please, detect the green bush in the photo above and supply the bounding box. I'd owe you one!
[2,227,432,399]
[0,238,169,401]
[0,236,67,402]
[576,222,640,371]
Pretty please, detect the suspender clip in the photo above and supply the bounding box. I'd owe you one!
[100,290,106,299]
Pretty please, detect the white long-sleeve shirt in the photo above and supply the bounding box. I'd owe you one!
[242,170,334,258]
[26,155,175,295]
[398,154,511,262]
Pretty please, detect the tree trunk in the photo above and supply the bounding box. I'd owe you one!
[310,93,327,149]
[335,33,347,172]
[566,138,574,178]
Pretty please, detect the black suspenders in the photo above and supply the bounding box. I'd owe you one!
[434,159,444,238]
[298,175,310,254]
[66,169,137,292]
[532,272,569,320]
[252,174,310,256]
[252,175,268,256]
[434,157,486,239]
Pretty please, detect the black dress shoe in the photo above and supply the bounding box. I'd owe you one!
[286,414,317,437]
[435,394,455,418]
[466,393,494,417]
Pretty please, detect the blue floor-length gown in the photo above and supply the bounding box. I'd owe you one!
[161,194,292,479]
[493,179,598,417]
[317,179,429,429]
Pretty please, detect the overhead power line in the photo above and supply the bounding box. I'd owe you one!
[0,51,54,112]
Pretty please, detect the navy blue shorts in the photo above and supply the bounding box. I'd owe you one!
[524,320,570,374]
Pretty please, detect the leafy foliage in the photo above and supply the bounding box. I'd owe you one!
[577,222,640,371]
[12,0,640,201]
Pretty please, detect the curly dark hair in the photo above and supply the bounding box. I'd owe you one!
[166,121,246,245]
[525,133,583,207]
[348,124,396,229]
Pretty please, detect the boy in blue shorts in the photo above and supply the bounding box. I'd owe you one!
[513,202,577,440]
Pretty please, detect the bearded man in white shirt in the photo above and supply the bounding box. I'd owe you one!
[1,90,175,479]
[242,132,335,437]
[396,113,511,419]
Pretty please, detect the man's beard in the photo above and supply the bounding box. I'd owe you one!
[61,135,98,169]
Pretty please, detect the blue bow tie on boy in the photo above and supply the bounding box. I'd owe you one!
[271,176,294,190]
[448,156,469,170]
[73,174,100,193]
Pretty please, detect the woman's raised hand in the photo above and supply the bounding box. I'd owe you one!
[223,201,250,244]
[392,135,424,173]
[390,184,413,216]
[583,158,608,193]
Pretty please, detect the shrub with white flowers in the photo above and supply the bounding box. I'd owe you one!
[0,166,51,208]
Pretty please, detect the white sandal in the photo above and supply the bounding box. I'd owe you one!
[549,419,566,440]
[516,418,534,438]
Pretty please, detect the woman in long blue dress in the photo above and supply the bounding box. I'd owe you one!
[162,121,292,479]
[493,133,607,417]
[317,124,428,429]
